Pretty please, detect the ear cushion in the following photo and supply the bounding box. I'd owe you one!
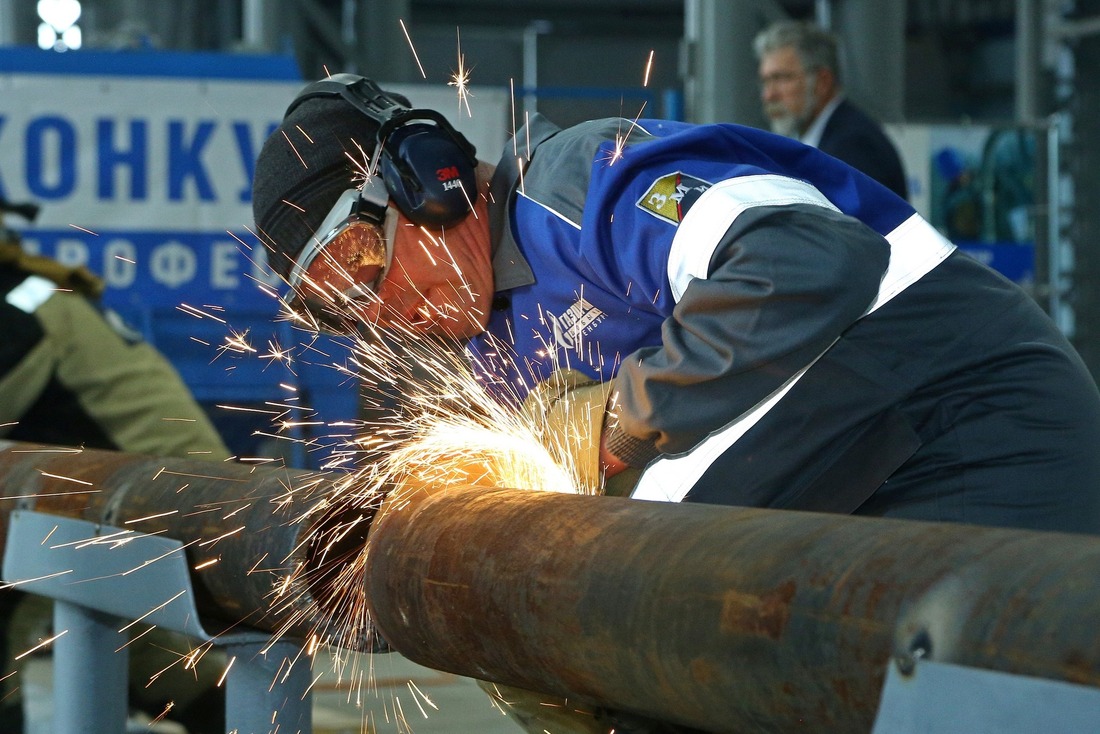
[380,123,478,227]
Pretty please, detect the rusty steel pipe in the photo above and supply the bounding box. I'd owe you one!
[365,484,1100,733]
[0,440,372,644]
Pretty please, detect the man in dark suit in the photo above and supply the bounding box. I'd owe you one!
[754,20,909,200]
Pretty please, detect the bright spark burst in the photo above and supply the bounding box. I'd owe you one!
[236,281,602,724]
[600,108,646,167]
[217,328,257,357]
[449,28,474,117]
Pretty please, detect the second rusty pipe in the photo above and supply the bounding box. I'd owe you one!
[0,440,378,646]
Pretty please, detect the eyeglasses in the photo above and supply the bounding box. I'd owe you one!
[759,70,806,89]
[285,178,399,332]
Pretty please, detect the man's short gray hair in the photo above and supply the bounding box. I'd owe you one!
[753,20,840,79]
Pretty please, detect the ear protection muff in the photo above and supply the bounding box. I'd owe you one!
[285,73,478,227]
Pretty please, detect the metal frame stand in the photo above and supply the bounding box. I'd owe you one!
[1,509,312,734]
[873,657,1100,732]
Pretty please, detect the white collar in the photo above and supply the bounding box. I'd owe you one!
[800,94,844,149]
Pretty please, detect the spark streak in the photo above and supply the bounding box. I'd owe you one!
[16,630,67,660]
[118,589,188,631]
[0,570,72,590]
[218,657,236,687]
[37,470,92,486]
[399,19,427,78]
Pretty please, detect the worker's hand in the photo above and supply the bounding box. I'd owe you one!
[521,369,612,494]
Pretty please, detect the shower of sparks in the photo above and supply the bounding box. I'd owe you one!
[399,19,427,79]
[227,272,599,716]
[449,28,474,117]
[0,42,635,734]
[643,49,655,87]
[67,223,98,235]
[600,108,646,167]
[144,217,607,715]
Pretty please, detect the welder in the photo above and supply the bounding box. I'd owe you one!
[251,73,1100,733]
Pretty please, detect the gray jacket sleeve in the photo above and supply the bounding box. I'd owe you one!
[604,203,891,466]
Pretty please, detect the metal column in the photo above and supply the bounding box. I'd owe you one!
[682,0,784,126]
[51,602,129,734]
[830,0,907,123]
[242,0,283,53]
[225,640,313,734]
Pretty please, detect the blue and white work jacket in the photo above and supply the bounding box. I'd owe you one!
[468,115,1100,529]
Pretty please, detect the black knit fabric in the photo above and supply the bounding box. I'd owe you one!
[252,93,382,279]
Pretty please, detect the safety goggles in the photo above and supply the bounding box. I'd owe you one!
[285,178,399,331]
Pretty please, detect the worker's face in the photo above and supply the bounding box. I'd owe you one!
[759,46,818,138]
[303,188,494,341]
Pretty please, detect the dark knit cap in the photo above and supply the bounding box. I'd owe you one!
[252,91,384,279]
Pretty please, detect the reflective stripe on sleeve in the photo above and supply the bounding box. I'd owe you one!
[667,174,840,301]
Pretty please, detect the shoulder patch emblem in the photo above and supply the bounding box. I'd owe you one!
[636,171,712,224]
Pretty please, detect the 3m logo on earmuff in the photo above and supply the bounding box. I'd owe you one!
[286,74,478,227]
[437,166,464,190]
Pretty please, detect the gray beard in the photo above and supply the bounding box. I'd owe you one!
[768,115,800,138]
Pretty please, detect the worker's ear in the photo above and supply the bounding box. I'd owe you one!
[815,66,837,97]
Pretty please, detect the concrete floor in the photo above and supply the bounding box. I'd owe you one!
[21,651,520,734]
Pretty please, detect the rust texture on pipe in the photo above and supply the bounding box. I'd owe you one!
[0,440,367,643]
[364,484,1100,733]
